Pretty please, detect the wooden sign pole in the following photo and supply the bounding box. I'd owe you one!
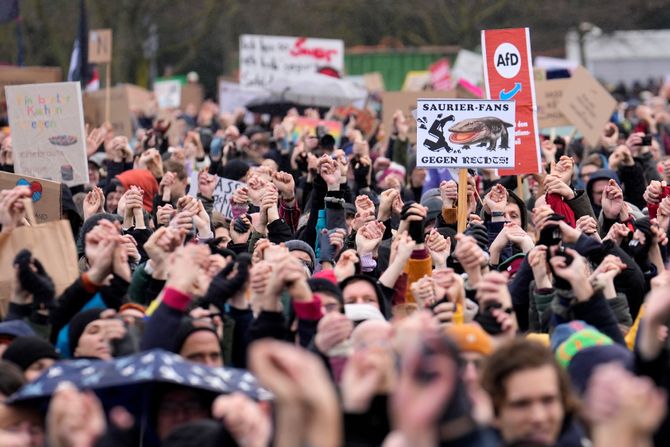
[104,62,111,123]
[457,168,468,233]
[516,175,523,200]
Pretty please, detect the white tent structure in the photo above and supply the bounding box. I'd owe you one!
[566,29,670,85]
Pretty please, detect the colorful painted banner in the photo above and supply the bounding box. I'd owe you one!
[415,99,516,168]
[291,117,343,146]
[482,27,541,175]
[6,82,88,186]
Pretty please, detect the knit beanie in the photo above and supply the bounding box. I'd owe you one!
[173,319,219,354]
[284,240,316,272]
[308,277,344,307]
[68,308,105,356]
[568,344,633,394]
[3,336,60,371]
[445,323,494,356]
[555,328,614,368]
[550,320,597,352]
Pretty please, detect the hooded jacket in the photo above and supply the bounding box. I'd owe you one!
[586,169,620,217]
[340,274,391,320]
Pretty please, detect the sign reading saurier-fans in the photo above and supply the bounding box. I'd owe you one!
[415,99,515,169]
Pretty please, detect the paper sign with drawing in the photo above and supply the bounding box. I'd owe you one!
[189,172,244,219]
[5,82,88,186]
[416,99,516,168]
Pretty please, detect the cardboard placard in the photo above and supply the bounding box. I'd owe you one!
[558,66,617,147]
[291,117,343,146]
[482,27,541,175]
[83,84,152,138]
[181,83,204,109]
[535,79,571,128]
[88,29,112,64]
[415,99,516,168]
[381,90,459,145]
[402,71,431,92]
[0,171,61,223]
[239,34,344,89]
[0,66,62,109]
[6,82,88,186]
[188,172,245,219]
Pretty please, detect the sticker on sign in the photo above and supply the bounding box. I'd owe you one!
[415,99,516,168]
[493,43,521,79]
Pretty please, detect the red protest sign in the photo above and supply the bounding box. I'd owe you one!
[482,28,541,175]
[430,59,452,91]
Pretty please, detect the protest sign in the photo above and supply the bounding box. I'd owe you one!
[535,79,571,128]
[88,29,112,64]
[415,99,515,169]
[482,27,541,175]
[291,117,343,146]
[239,35,344,89]
[0,66,62,109]
[332,106,378,139]
[181,83,204,109]
[430,59,452,91]
[402,71,431,92]
[188,172,245,219]
[558,66,617,147]
[154,79,181,109]
[6,82,88,186]
[382,90,458,145]
[83,84,152,138]
[0,171,61,223]
[218,79,260,113]
[451,49,483,86]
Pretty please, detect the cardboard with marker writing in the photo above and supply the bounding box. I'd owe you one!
[415,99,515,168]
[0,171,61,223]
[535,79,571,128]
[89,29,113,64]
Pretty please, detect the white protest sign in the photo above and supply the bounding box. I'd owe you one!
[189,172,245,219]
[415,99,515,168]
[239,35,344,89]
[451,49,484,86]
[6,82,88,186]
[154,79,181,109]
[218,79,261,113]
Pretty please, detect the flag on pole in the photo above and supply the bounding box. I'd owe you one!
[67,0,95,89]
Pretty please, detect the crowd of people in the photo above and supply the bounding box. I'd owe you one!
[0,78,669,447]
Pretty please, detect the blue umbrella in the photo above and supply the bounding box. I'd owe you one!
[8,348,272,405]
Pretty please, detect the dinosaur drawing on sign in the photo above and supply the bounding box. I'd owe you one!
[448,117,514,151]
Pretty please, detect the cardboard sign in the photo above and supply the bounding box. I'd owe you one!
[332,106,378,139]
[0,66,62,109]
[482,27,541,175]
[218,79,261,113]
[188,173,244,219]
[291,117,343,146]
[181,83,204,109]
[88,29,112,64]
[0,171,61,223]
[402,71,431,92]
[558,67,617,147]
[154,79,181,109]
[382,90,458,145]
[83,84,152,138]
[535,79,571,129]
[416,99,515,168]
[6,82,88,186]
[239,35,344,89]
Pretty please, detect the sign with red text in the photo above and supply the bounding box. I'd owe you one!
[6,82,88,186]
[482,28,541,175]
[239,34,344,89]
[416,99,515,169]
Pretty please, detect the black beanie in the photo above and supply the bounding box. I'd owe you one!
[68,308,105,356]
[162,419,235,447]
[3,336,59,371]
[219,159,249,181]
[308,278,344,307]
[173,319,219,354]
